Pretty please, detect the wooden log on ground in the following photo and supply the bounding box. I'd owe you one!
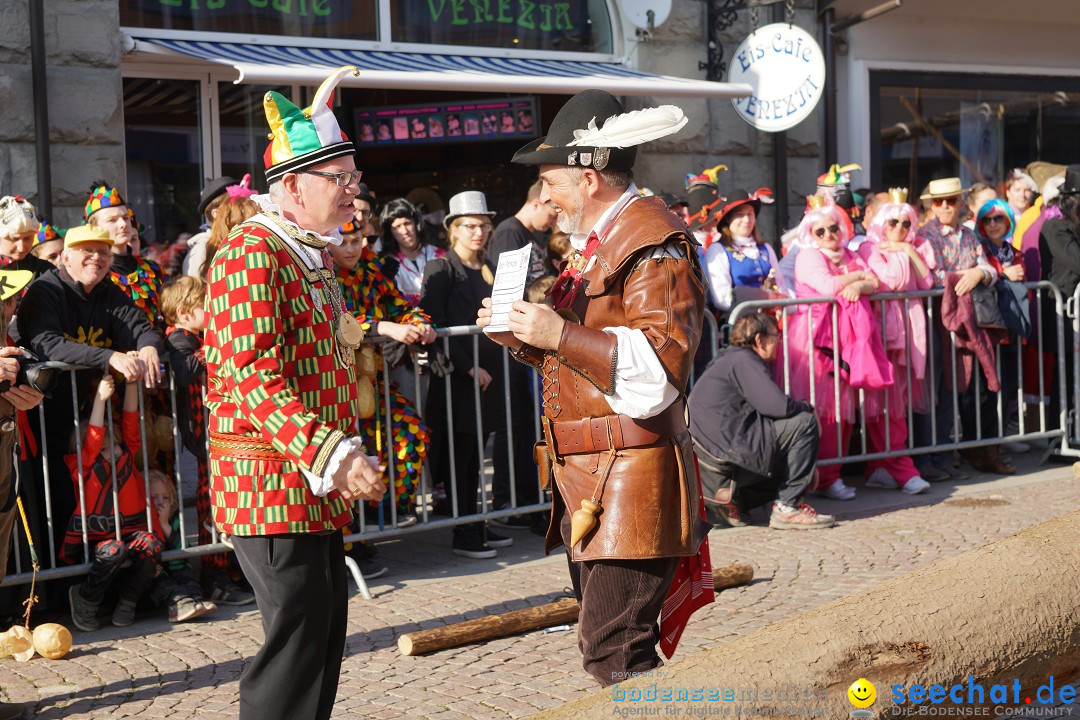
[398,563,754,657]
[713,562,753,591]
[530,511,1080,718]
[398,599,579,656]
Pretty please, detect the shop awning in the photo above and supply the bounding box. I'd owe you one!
[130,38,751,99]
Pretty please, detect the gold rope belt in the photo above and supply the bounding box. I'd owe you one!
[209,432,285,462]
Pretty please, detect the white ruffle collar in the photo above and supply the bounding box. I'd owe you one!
[251,194,343,247]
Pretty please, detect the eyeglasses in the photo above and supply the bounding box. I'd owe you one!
[302,169,363,188]
[814,224,841,238]
[932,197,960,207]
[460,222,492,234]
[70,246,111,258]
[886,219,912,229]
[982,215,1007,225]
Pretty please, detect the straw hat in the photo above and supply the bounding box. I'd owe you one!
[920,177,969,200]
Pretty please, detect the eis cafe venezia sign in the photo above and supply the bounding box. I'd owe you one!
[727,22,826,133]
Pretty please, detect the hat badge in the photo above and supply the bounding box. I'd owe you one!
[580,152,592,167]
[567,151,578,166]
[593,147,610,171]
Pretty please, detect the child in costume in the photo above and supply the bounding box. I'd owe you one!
[64,375,165,632]
[147,469,218,622]
[160,275,254,605]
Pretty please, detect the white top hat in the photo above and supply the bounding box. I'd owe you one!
[444,191,496,229]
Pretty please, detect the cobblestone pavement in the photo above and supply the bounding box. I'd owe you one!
[2,453,1079,719]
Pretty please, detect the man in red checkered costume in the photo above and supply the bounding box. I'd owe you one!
[204,66,386,720]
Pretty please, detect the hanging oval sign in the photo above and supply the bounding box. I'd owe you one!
[726,22,826,133]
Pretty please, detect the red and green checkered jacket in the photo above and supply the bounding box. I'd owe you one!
[204,218,356,536]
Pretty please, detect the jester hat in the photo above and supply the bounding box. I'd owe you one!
[816,163,861,188]
[263,66,359,183]
[35,222,66,246]
[84,181,126,220]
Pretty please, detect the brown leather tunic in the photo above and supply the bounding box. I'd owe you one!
[515,195,706,561]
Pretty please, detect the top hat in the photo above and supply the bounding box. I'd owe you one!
[443,191,496,229]
[920,177,969,200]
[1060,165,1080,196]
[512,90,686,172]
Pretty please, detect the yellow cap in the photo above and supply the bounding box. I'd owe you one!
[0,270,33,301]
[64,224,113,249]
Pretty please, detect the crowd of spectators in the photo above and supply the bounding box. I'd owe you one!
[1,159,1077,631]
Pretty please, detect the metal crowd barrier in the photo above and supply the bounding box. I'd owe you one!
[0,326,560,593]
[723,281,1069,467]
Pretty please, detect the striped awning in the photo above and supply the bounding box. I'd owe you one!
[130,38,751,99]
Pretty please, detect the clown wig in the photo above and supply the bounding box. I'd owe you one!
[974,198,1016,245]
[796,202,853,250]
[865,202,920,246]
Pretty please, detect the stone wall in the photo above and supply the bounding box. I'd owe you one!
[630,0,821,241]
[0,0,125,227]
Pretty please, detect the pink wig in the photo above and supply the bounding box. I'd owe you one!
[865,202,919,245]
[796,204,852,249]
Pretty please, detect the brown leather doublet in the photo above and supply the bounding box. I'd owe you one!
[515,195,706,561]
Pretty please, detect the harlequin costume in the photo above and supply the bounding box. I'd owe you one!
[334,243,431,516]
[509,90,712,685]
[204,66,365,720]
[62,404,166,631]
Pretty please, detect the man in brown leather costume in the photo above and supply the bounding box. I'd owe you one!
[478,90,707,685]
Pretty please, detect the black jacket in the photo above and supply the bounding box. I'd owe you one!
[688,345,811,477]
[166,327,206,458]
[1039,216,1080,298]
[489,216,549,285]
[420,250,531,433]
[15,267,163,371]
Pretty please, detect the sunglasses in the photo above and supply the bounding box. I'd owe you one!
[982,215,1007,225]
[886,219,912,230]
[932,197,960,207]
[814,224,841,238]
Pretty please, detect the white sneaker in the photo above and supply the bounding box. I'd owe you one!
[899,476,931,495]
[864,468,899,489]
[819,480,856,501]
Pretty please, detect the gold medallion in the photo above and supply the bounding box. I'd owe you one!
[336,312,365,349]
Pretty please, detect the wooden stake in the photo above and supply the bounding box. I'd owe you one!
[398,598,580,656]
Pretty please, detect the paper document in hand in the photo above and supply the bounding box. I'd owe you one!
[484,244,532,333]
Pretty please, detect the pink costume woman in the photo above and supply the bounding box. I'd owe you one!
[856,190,935,495]
[784,198,890,501]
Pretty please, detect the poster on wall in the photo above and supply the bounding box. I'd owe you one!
[726,22,825,133]
[355,97,538,147]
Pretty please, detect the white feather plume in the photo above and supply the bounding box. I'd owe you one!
[566,105,688,148]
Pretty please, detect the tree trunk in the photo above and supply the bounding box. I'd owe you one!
[531,511,1080,718]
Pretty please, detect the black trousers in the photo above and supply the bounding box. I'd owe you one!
[560,508,679,687]
[232,531,347,720]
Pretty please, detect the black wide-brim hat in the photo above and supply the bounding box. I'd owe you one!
[686,183,722,230]
[197,176,238,216]
[714,189,763,227]
[512,89,636,172]
[1061,164,1080,195]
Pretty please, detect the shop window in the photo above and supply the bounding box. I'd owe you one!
[124,77,204,247]
[120,0,377,42]
[872,71,1080,193]
[219,82,292,196]
[389,0,613,53]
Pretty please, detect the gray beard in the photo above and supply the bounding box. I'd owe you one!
[556,198,585,235]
